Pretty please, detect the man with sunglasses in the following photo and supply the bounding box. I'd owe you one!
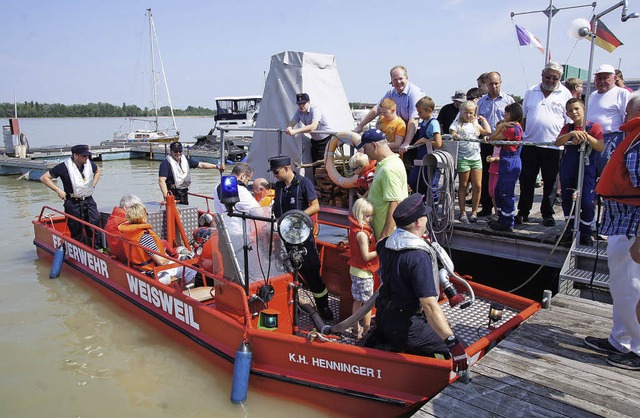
[158,141,224,205]
[516,61,572,227]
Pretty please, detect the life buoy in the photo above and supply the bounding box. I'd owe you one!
[324,136,358,188]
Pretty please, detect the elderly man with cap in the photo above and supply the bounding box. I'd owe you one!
[158,141,224,205]
[354,65,425,152]
[368,193,468,374]
[269,155,333,321]
[354,128,408,239]
[40,144,102,248]
[285,93,335,165]
[587,64,631,178]
[437,90,466,136]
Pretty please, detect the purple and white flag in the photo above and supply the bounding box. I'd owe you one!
[515,24,545,54]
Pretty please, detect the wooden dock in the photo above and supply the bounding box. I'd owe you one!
[416,294,639,418]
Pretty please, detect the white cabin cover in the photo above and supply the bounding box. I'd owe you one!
[246,51,355,180]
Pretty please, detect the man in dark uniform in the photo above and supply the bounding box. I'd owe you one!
[269,155,334,321]
[158,141,223,205]
[40,144,102,248]
[372,193,468,374]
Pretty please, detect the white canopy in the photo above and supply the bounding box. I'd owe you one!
[246,51,355,181]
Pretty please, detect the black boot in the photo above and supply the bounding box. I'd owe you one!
[315,294,334,321]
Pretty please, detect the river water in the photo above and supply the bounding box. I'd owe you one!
[0,118,331,417]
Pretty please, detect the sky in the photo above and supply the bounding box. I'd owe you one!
[1,0,639,110]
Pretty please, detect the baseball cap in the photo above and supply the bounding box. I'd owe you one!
[169,142,183,152]
[594,64,615,75]
[355,129,386,150]
[296,93,310,104]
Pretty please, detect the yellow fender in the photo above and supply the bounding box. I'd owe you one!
[324,135,358,188]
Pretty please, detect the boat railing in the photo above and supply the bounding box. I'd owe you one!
[34,205,242,293]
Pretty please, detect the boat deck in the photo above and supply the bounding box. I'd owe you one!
[320,184,574,269]
[416,293,640,418]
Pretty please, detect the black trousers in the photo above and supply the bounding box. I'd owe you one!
[479,143,493,212]
[64,197,101,248]
[293,238,327,296]
[311,135,331,163]
[169,186,189,205]
[517,146,561,219]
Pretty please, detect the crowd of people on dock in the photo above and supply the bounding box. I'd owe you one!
[38,61,639,372]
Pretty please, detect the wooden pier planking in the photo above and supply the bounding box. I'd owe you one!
[416,294,639,418]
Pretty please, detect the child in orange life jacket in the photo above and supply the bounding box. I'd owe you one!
[555,98,604,245]
[347,198,380,338]
[349,153,376,196]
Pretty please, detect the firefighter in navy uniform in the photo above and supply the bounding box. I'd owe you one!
[40,144,102,248]
[269,155,334,321]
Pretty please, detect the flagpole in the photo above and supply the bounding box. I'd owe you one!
[572,0,638,244]
[512,1,596,65]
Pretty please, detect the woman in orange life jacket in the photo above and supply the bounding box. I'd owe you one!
[118,203,196,285]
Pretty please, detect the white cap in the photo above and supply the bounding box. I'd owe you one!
[594,64,615,74]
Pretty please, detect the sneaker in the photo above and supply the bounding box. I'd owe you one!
[606,351,640,370]
[584,336,622,355]
[579,234,594,246]
[469,214,478,223]
[459,213,469,223]
[489,220,513,232]
[487,214,499,222]
[542,217,556,227]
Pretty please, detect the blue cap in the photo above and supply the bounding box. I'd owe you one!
[355,129,386,149]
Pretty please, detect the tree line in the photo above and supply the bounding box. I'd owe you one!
[0,101,214,118]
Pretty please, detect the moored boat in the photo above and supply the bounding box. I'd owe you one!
[108,8,179,145]
[33,191,540,416]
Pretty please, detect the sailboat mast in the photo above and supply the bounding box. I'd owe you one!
[147,8,159,132]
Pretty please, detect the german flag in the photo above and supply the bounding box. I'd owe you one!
[591,19,623,53]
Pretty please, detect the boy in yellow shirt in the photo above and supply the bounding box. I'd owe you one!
[378,98,406,151]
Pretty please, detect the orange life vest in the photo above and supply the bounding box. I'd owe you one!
[104,207,127,262]
[118,222,167,272]
[595,117,640,205]
[356,160,377,191]
[347,216,380,273]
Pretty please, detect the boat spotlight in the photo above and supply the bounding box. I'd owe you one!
[219,175,240,213]
[487,302,504,330]
[277,210,313,246]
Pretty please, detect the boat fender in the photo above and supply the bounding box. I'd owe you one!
[49,245,65,279]
[230,340,252,404]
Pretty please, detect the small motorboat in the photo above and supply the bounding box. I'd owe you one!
[33,191,540,417]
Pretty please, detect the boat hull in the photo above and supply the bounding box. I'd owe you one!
[32,205,540,417]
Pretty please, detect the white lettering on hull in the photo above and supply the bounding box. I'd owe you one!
[126,274,200,330]
[52,235,109,279]
[288,353,382,379]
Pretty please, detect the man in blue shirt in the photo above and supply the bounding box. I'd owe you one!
[354,65,425,152]
[477,72,515,217]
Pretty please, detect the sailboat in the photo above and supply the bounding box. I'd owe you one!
[112,8,179,143]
